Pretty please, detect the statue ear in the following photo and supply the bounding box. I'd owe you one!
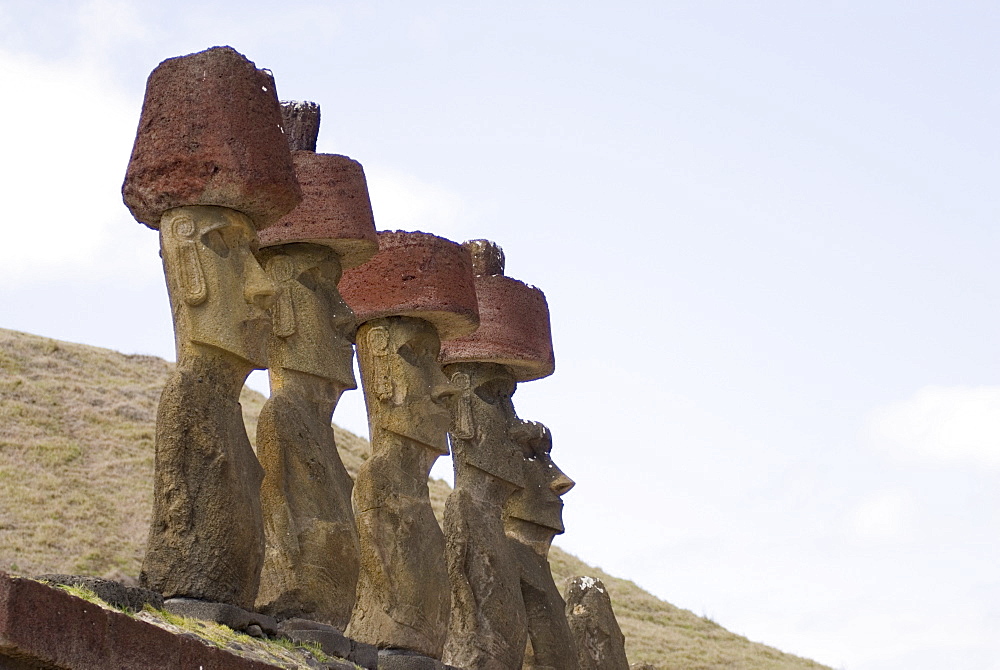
[171,214,207,306]
[450,371,474,440]
[267,255,296,338]
[367,326,393,400]
[367,326,390,355]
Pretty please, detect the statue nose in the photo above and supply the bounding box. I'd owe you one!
[244,257,276,310]
[550,471,575,496]
[431,374,461,404]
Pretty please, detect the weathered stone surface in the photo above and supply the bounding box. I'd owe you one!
[123,46,301,230]
[0,572,278,669]
[350,638,379,669]
[340,231,480,341]
[443,488,526,670]
[283,628,352,659]
[348,448,451,657]
[276,617,378,668]
[258,152,378,269]
[320,659,360,670]
[140,205,275,609]
[512,541,576,670]
[281,100,321,152]
[463,238,505,277]
[377,649,448,670]
[439,239,551,382]
[505,423,574,539]
[256,245,360,628]
[504,423,577,670]
[564,577,629,670]
[442,363,528,670]
[346,317,459,658]
[255,391,359,626]
[142,347,266,609]
[159,206,276,369]
[440,273,554,383]
[257,244,356,382]
[439,245,563,669]
[35,574,164,612]
[354,316,459,456]
[163,597,277,636]
[279,617,342,633]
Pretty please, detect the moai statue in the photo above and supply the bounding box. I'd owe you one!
[121,46,301,609]
[253,101,378,627]
[504,422,577,670]
[437,240,556,670]
[564,576,630,670]
[338,232,480,664]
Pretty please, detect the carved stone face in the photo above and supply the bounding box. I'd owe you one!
[505,422,574,533]
[358,316,457,454]
[159,205,275,368]
[446,362,525,488]
[261,243,357,391]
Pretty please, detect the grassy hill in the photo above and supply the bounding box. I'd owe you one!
[0,327,832,670]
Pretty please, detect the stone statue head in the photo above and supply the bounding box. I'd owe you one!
[357,316,458,455]
[446,362,525,488]
[259,243,357,392]
[505,422,574,534]
[159,205,276,368]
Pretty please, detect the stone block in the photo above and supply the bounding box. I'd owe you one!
[281,100,321,152]
[276,617,378,667]
[35,573,164,612]
[377,649,447,670]
[463,238,506,277]
[164,597,278,636]
[340,231,479,340]
[258,151,378,269]
[350,639,379,669]
[278,617,337,632]
[324,659,362,670]
[105,612,183,669]
[123,46,301,230]
[0,572,110,669]
[564,576,629,670]
[0,572,280,670]
[439,274,554,382]
[283,628,352,660]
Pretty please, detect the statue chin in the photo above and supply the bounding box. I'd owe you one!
[186,317,270,370]
[382,411,452,455]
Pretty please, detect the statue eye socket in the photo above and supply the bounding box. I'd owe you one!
[201,230,230,258]
[398,343,420,366]
[474,385,498,404]
[298,268,318,291]
[474,380,512,405]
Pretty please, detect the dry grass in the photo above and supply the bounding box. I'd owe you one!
[0,327,830,670]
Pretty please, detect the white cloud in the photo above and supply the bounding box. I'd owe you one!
[76,0,150,71]
[363,165,472,238]
[0,48,157,286]
[864,385,1000,468]
[847,488,916,541]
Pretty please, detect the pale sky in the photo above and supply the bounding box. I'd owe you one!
[2,2,998,668]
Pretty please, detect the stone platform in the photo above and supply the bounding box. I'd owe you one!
[0,572,369,669]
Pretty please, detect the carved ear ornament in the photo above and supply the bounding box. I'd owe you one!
[267,254,297,338]
[450,371,474,440]
[367,326,393,400]
[171,214,207,306]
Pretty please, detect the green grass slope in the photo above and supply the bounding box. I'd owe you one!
[0,327,831,670]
